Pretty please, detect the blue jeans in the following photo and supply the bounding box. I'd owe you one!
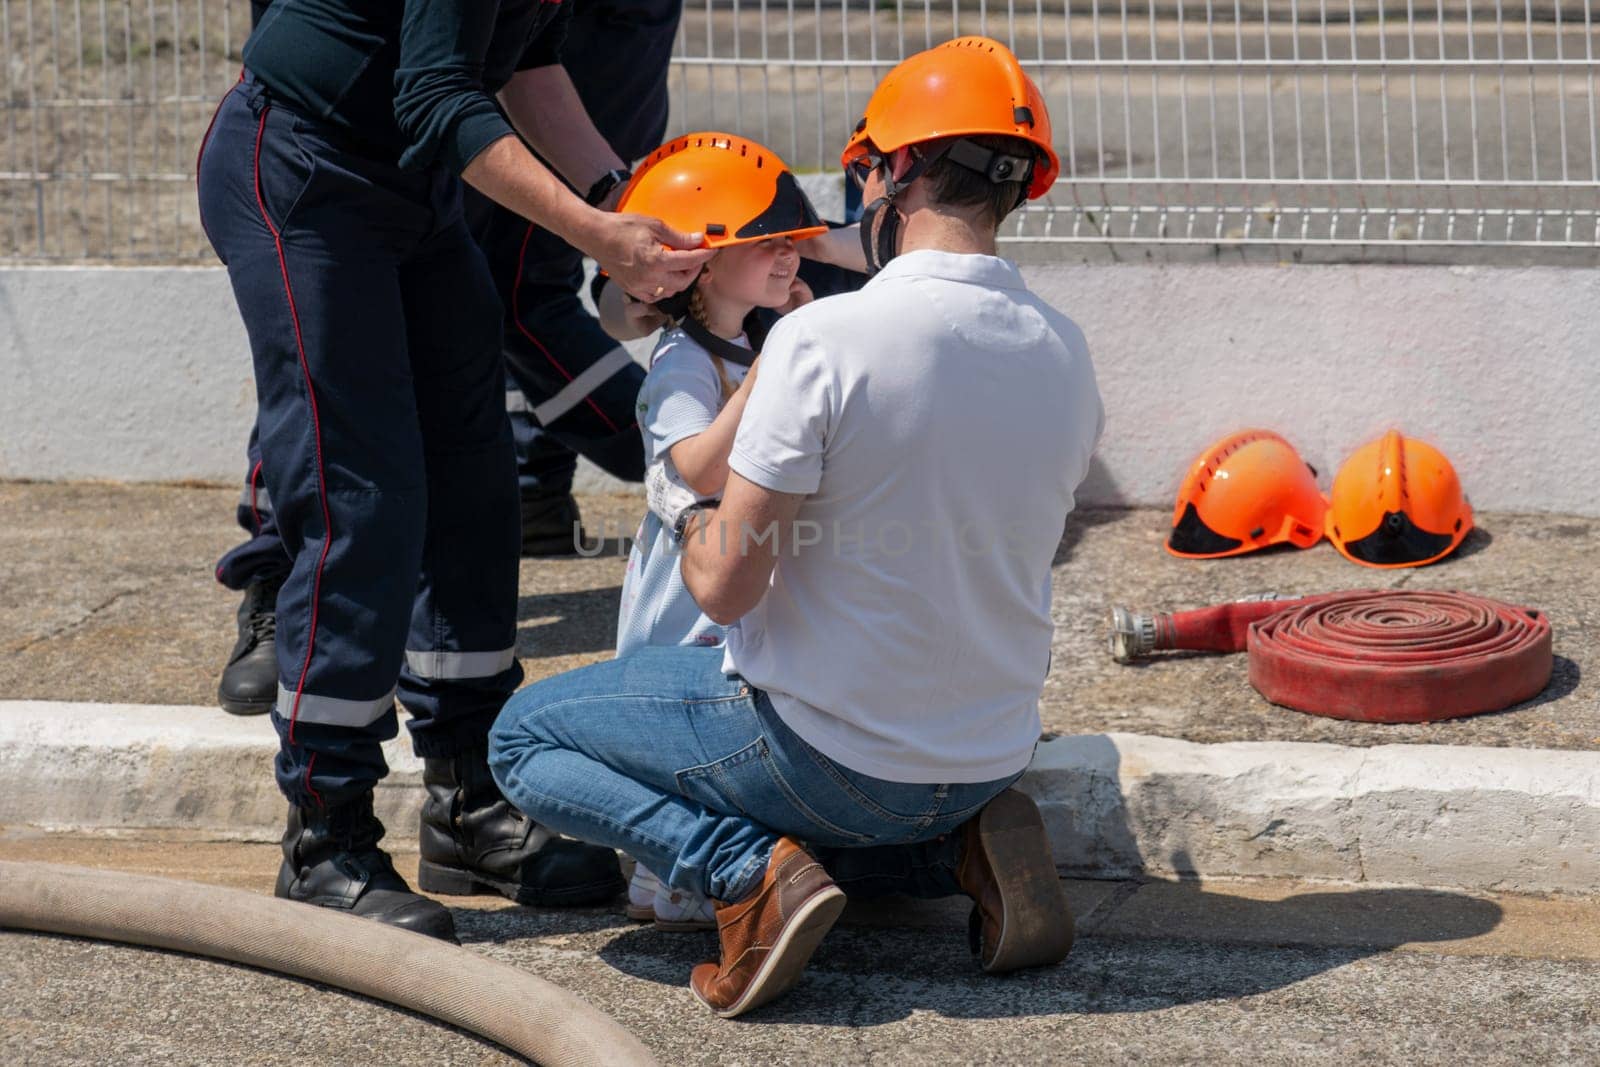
[490,646,1021,903]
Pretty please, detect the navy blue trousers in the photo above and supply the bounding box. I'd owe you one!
[217,0,681,590]
[474,0,684,496]
[474,203,649,499]
[199,78,523,807]
[215,424,290,589]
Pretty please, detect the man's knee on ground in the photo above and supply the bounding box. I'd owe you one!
[486,681,578,802]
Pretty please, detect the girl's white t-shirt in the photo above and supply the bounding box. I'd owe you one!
[615,327,750,658]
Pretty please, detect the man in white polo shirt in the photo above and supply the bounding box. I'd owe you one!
[490,35,1103,1018]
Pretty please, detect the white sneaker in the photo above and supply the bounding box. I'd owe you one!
[624,863,716,930]
[652,874,716,931]
[626,864,661,922]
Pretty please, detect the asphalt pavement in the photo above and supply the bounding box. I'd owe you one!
[3,835,1598,1066]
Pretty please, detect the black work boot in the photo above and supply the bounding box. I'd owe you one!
[418,747,624,906]
[520,492,586,557]
[276,792,458,942]
[217,577,281,716]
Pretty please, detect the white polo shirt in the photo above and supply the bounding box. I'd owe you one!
[723,249,1104,784]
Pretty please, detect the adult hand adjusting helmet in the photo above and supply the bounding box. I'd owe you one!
[840,36,1061,274]
[616,131,827,315]
[1166,430,1328,559]
[1326,430,1473,568]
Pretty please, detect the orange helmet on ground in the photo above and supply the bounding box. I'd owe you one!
[1326,430,1473,568]
[617,132,827,249]
[1166,430,1328,559]
[840,36,1060,201]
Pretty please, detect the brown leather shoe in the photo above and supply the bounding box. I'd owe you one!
[689,837,846,1018]
[956,788,1075,974]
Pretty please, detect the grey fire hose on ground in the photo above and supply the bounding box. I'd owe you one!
[0,861,658,1067]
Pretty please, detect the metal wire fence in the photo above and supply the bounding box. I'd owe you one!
[3,0,1597,262]
[1,0,250,261]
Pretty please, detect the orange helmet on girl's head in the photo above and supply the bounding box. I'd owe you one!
[840,36,1060,201]
[1166,430,1328,559]
[616,132,827,250]
[1326,430,1473,568]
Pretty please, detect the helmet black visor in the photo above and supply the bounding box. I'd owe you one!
[1167,502,1243,556]
[1340,510,1455,565]
[736,170,824,239]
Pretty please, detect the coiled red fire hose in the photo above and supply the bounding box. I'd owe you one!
[1109,590,1553,723]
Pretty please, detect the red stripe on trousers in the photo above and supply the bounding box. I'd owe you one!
[252,107,332,747]
[303,753,323,808]
[510,222,622,434]
[249,459,265,531]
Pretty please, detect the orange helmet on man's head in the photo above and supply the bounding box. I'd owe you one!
[618,132,827,250]
[841,36,1060,201]
[1326,430,1473,568]
[841,37,1059,273]
[1166,430,1328,559]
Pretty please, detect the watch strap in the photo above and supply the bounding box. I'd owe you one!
[585,168,632,207]
[672,503,709,545]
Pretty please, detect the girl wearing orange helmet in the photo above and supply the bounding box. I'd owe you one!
[614,131,827,660]
[610,133,826,930]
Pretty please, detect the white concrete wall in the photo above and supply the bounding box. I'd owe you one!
[1035,264,1600,516]
[0,268,259,485]
[3,264,1597,513]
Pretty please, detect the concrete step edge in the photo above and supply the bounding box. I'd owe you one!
[3,701,1595,894]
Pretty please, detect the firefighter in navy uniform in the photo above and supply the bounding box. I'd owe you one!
[197,0,710,939]
[484,0,685,554]
[215,0,685,707]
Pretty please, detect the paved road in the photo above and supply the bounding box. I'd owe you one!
[1,484,1593,750]
[3,837,1598,1065]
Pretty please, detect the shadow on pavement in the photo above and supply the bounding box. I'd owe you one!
[573,730,1506,1026]
[1053,506,1127,567]
[514,584,622,658]
[1439,524,1494,562]
[586,878,1502,1026]
[1507,653,1581,711]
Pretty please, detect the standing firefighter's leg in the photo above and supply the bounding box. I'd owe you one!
[398,209,623,906]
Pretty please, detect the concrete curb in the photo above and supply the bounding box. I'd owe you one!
[0,702,426,840]
[1031,734,1600,895]
[4,702,1596,895]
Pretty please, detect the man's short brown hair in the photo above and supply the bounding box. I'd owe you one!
[920,134,1039,229]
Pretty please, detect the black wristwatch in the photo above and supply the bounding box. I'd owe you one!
[672,503,709,546]
[585,168,632,207]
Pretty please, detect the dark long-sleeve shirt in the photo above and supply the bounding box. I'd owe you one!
[243,0,571,173]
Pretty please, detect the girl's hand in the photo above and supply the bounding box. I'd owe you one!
[597,279,669,340]
[777,277,814,315]
[646,462,708,530]
[621,292,670,334]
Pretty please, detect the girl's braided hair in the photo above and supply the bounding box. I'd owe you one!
[687,281,737,402]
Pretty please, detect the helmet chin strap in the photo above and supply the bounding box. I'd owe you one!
[857,142,947,275]
[854,137,1039,275]
[858,196,903,276]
